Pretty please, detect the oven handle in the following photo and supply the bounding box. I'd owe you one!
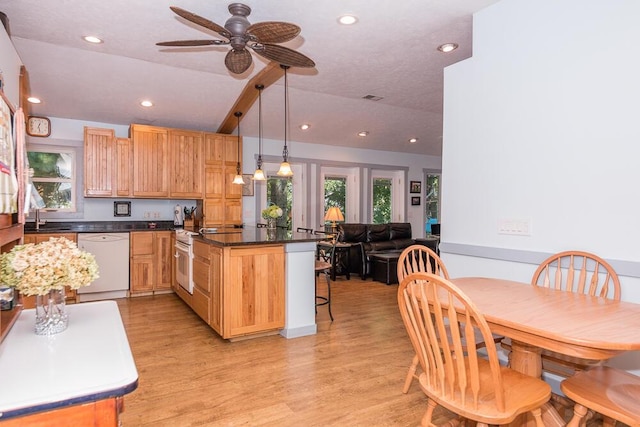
[175,241,192,257]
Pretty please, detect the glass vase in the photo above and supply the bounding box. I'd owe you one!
[35,289,68,335]
[266,218,277,229]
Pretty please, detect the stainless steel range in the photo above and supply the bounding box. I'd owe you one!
[174,229,198,294]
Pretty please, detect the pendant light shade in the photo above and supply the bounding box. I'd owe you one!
[277,65,293,177]
[232,111,245,185]
[253,84,266,181]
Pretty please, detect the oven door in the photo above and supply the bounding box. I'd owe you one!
[175,241,193,294]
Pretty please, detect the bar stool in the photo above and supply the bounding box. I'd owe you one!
[315,259,333,321]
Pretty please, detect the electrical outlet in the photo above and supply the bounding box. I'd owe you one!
[144,212,150,219]
[153,212,160,219]
[498,218,531,236]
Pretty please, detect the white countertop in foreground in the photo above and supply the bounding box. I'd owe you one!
[0,301,138,420]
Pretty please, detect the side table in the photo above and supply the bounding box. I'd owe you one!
[317,241,352,280]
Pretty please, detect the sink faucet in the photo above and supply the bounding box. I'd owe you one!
[35,209,46,231]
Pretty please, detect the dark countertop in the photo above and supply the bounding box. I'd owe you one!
[24,220,176,234]
[196,227,325,247]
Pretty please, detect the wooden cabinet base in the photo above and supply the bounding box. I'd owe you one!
[0,397,123,427]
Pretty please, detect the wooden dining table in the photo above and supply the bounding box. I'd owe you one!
[449,277,640,427]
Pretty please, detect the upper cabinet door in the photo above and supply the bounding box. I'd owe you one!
[169,129,204,198]
[84,127,116,197]
[131,124,169,198]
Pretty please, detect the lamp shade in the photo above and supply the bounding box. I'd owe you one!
[232,174,245,185]
[324,207,344,222]
[253,168,265,181]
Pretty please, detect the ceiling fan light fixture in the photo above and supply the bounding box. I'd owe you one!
[438,43,459,53]
[253,84,266,181]
[83,35,103,44]
[277,65,293,177]
[232,111,245,185]
[338,14,358,25]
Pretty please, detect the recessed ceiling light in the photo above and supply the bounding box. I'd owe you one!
[27,97,41,104]
[83,35,103,44]
[299,124,310,130]
[338,14,358,25]
[358,131,369,137]
[409,138,418,143]
[437,43,459,53]
[140,100,153,107]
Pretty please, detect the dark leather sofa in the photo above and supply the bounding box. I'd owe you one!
[337,222,416,279]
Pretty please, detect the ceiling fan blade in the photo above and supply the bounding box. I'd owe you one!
[170,6,231,39]
[156,39,228,47]
[225,49,253,74]
[253,44,315,68]
[247,22,301,44]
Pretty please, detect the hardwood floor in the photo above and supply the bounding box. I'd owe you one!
[116,276,454,426]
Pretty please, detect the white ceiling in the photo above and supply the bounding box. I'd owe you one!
[0,0,497,156]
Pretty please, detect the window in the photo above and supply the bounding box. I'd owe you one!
[323,176,346,227]
[425,173,440,233]
[266,176,292,230]
[27,148,76,211]
[372,178,392,223]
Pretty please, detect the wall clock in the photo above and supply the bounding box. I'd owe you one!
[27,116,51,137]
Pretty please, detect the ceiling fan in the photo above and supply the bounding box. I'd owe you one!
[157,3,316,74]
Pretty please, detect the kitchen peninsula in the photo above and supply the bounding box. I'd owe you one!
[175,227,323,340]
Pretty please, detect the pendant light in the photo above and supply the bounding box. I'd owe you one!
[232,111,245,185]
[277,65,293,177]
[253,84,266,181]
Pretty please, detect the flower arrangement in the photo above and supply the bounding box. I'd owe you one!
[0,237,99,296]
[262,204,283,220]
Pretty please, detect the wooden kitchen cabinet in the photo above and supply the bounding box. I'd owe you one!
[84,128,132,198]
[84,127,116,197]
[22,233,78,305]
[129,231,173,295]
[169,129,203,198]
[201,133,242,227]
[172,242,284,340]
[115,137,132,197]
[130,124,169,198]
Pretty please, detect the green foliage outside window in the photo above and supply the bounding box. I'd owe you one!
[266,177,292,230]
[372,178,391,224]
[324,177,346,230]
[27,151,74,210]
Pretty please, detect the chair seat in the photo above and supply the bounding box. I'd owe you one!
[315,260,331,272]
[560,366,640,427]
[421,357,550,424]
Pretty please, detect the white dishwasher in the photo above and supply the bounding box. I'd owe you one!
[77,233,130,302]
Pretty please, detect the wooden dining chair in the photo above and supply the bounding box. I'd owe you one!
[529,250,622,418]
[397,245,502,394]
[398,272,550,426]
[530,251,621,375]
[560,366,640,427]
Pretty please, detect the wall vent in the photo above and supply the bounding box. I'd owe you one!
[362,94,383,101]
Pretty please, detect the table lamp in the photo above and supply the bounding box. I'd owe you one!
[324,207,344,236]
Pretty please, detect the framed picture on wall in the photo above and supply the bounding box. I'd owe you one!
[410,181,421,193]
[242,174,254,196]
[411,196,421,206]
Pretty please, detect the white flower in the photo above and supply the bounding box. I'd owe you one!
[261,205,284,220]
[0,237,99,296]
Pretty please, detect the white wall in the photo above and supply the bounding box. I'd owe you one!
[441,0,640,372]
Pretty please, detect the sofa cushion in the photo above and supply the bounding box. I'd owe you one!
[368,240,397,251]
[367,224,390,242]
[338,224,367,243]
[389,222,412,240]
[392,238,416,250]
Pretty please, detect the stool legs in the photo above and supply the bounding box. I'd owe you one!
[315,270,334,321]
